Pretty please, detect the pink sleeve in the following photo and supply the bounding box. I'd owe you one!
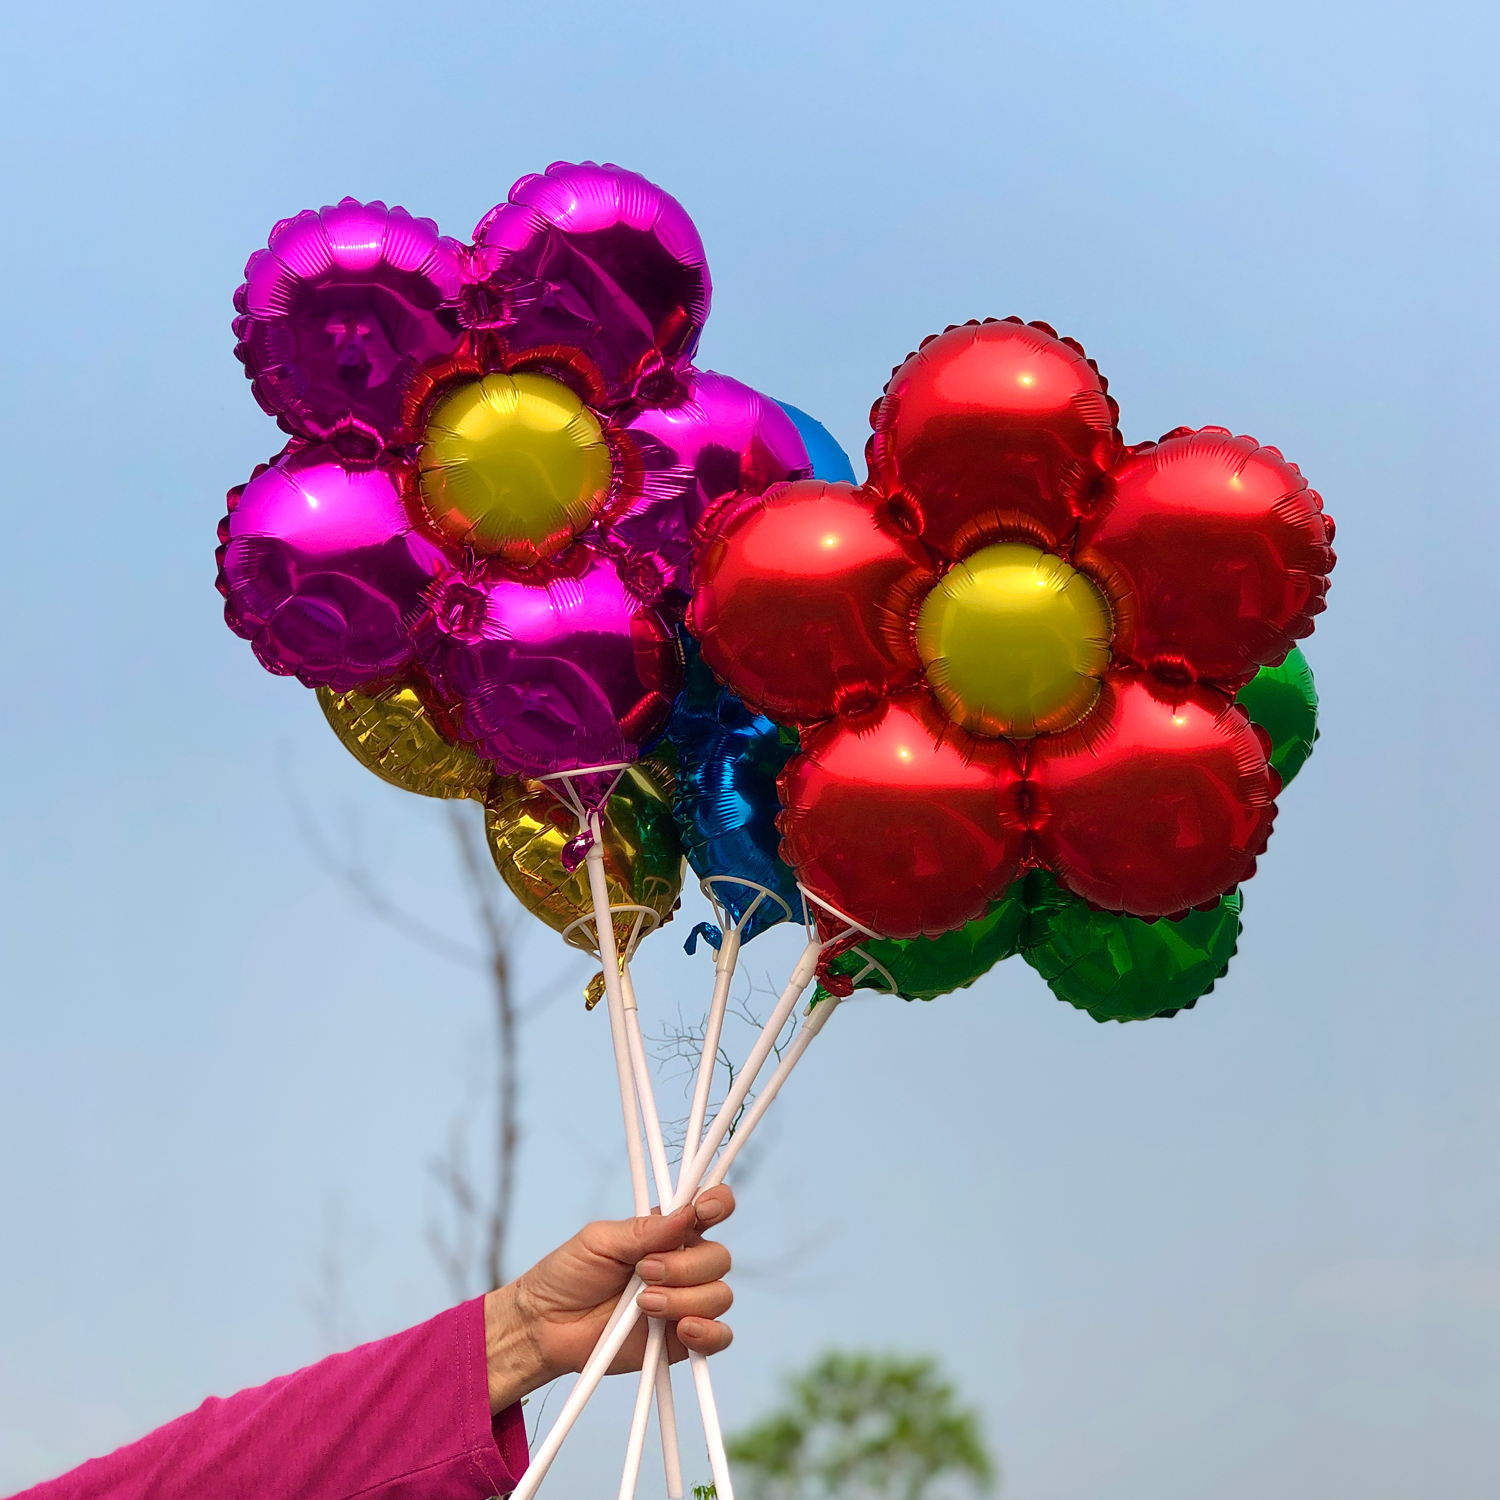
[9,1296,530,1500]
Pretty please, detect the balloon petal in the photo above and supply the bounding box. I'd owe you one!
[417,543,681,779]
[469,162,711,405]
[608,370,812,609]
[234,200,467,456]
[779,689,1028,939]
[317,677,492,799]
[1022,872,1243,1022]
[1076,429,1336,686]
[690,481,937,726]
[1235,644,1319,786]
[1029,671,1278,917]
[218,445,450,689]
[868,319,1121,557]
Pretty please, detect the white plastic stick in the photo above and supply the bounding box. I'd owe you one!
[620,1319,668,1500]
[654,1349,682,1498]
[579,821,684,1497]
[585,826,650,1218]
[685,925,741,1157]
[617,962,686,1500]
[704,994,843,1190]
[693,1349,734,1497]
[621,950,736,1500]
[513,938,825,1500]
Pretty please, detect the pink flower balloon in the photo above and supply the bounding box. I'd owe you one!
[219,162,812,799]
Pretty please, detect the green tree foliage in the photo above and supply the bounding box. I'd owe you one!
[725,1353,996,1500]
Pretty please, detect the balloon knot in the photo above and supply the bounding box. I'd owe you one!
[684,921,723,956]
[560,830,594,873]
[816,966,856,998]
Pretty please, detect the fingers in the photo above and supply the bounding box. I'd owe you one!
[638,1279,733,1322]
[581,1203,696,1266]
[636,1238,730,1288]
[671,1316,733,1358]
[692,1185,735,1230]
[581,1186,736,1267]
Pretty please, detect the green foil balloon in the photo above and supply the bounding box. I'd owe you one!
[817,882,1030,1003]
[1236,645,1318,786]
[1022,872,1242,1023]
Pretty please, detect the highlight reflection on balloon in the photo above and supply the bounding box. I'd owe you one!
[484,760,683,953]
[317,678,492,800]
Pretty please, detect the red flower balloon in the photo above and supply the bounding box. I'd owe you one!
[690,318,1336,937]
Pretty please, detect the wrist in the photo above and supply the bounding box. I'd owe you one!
[483,1281,551,1413]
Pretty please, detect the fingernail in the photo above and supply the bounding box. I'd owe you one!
[638,1290,668,1314]
[696,1198,723,1222]
[637,1258,666,1282]
[679,1318,704,1339]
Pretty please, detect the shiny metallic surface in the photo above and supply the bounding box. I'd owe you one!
[316,678,492,800]
[417,372,612,564]
[418,544,681,780]
[1076,428,1336,687]
[915,543,1111,737]
[217,444,449,690]
[484,759,683,950]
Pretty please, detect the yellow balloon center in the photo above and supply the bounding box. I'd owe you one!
[417,372,612,563]
[915,544,1112,737]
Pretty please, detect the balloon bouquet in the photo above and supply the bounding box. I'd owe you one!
[217,164,1335,1500]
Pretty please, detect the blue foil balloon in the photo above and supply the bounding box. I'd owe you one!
[773,401,857,484]
[669,638,802,945]
[673,407,852,947]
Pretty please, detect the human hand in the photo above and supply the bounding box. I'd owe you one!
[482,1185,735,1412]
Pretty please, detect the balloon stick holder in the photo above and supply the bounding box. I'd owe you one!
[561,904,662,964]
[699,874,794,942]
[536,759,631,824]
[795,884,890,1007]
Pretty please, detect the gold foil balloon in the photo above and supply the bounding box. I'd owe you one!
[484,759,684,955]
[417,372,613,565]
[915,543,1112,737]
[317,680,494,799]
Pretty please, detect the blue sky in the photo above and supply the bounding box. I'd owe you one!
[2,3,1496,1497]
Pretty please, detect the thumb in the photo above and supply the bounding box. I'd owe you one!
[595,1203,697,1264]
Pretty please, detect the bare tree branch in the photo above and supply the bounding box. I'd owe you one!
[287,754,526,1295]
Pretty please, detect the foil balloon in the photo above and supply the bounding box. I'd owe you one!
[668,638,801,945]
[417,544,681,780]
[1236,645,1319,787]
[1021,873,1243,1023]
[484,759,684,955]
[816,882,1030,1004]
[317,677,493,800]
[774,401,857,485]
[692,317,1336,936]
[217,447,450,690]
[221,163,814,805]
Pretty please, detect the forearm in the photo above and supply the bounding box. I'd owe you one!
[11,1299,527,1500]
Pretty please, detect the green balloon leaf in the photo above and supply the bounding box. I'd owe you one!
[1021,872,1243,1023]
[1236,644,1318,786]
[816,881,1030,1003]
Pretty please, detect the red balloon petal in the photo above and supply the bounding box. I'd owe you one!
[868,319,1121,557]
[690,481,937,725]
[1029,671,1277,917]
[1076,429,1336,685]
[778,690,1027,938]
